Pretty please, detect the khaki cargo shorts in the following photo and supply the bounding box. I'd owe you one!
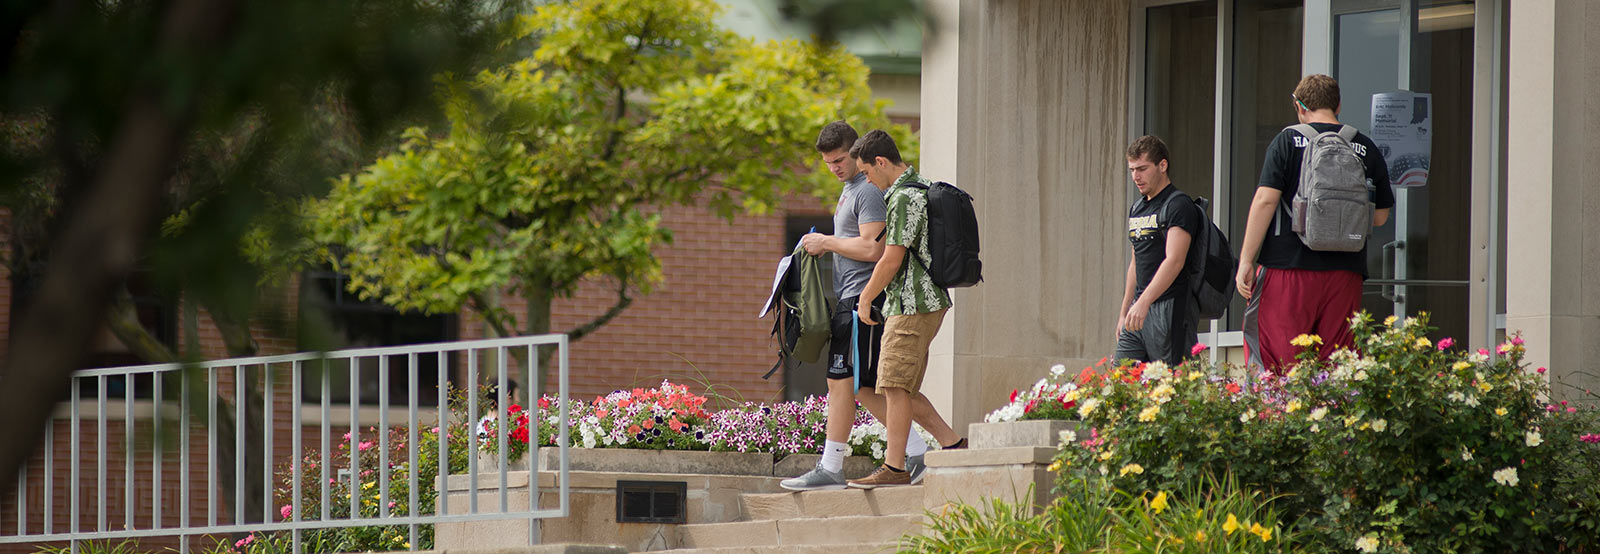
[876,309,947,394]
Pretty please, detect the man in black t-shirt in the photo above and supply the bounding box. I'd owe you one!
[1116,135,1201,366]
[1235,74,1395,372]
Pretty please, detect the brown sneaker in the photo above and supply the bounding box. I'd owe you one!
[848,464,913,489]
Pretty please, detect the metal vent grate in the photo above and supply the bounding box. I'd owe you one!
[616,480,687,524]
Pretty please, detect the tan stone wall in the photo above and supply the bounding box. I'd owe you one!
[921,0,1132,429]
[1506,1,1600,403]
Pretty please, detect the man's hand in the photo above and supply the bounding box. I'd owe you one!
[800,233,829,256]
[857,296,878,325]
[1236,261,1256,300]
[1115,314,1128,340]
[1124,299,1151,332]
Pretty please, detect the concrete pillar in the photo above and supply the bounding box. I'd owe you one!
[919,0,1132,431]
[1505,1,1600,403]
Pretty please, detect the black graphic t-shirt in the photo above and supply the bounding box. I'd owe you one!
[1256,122,1395,277]
[1128,184,1200,302]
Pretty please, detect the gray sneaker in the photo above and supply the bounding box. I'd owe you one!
[780,464,847,491]
[907,455,926,485]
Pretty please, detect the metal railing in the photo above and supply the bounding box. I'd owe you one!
[1,335,571,554]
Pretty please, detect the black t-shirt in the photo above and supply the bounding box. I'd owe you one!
[1128,184,1200,302]
[1256,122,1395,276]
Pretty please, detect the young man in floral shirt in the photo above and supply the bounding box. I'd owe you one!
[845,129,965,489]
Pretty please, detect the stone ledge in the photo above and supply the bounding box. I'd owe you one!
[969,419,1082,449]
[925,446,1056,468]
[420,546,627,554]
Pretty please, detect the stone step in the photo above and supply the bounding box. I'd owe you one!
[653,544,901,554]
[674,514,925,549]
[740,486,926,520]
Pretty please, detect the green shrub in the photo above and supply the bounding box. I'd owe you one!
[903,473,1301,553]
[1054,312,1600,553]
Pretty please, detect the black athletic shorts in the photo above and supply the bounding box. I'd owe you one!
[827,294,885,383]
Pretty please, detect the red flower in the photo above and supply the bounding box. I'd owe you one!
[1010,389,1019,402]
[596,409,609,418]
[1225,383,1242,394]
[1061,398,1076,410]
[642,419,655,430]
[508,403,524,414]
[628,424,642,435]
[1024,400,1036,413]
[537,397,551,409]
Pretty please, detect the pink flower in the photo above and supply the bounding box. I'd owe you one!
[1478,348,1491,357]
[1568,407,1578,414]
[358,440,374,451]
[388,501,397,508]
[343,432,352,441]
[1437,337,1455,350]
[235,534,255,548]
[280,504,292,519]
[1191,342,1209,356]
[1512,336,1525,346]
[1579,434,1600,444]
[1536,367,1547,374]
[1498,344,1512,355]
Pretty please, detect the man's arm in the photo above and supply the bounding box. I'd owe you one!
[801,221,886,262]
[1116,253,1136,339]
[1374,208,1390,227]
[1124,227,1191,332]
[856,245,905,325]
[1235,186,1282,300]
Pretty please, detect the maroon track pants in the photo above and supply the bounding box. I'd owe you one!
[1242,267,1364,373]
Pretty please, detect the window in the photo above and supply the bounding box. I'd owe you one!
[300,269,457,405]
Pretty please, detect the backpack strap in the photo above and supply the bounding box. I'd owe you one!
[1156,189,1190,228]
[890,181,935,274]
[1289,123,1319,141]
[1336,124,1357,142]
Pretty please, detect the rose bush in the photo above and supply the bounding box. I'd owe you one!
[1050,313,1600,553]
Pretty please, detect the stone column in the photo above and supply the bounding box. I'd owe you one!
[1505,1,1600,403]
[919,0,1132,431]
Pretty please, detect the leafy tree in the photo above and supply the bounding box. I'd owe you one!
[311,0,916,372]
[0,0,516,511]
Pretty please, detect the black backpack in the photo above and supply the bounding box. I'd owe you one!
[901,181,983,288]
[1159,191,1237,320]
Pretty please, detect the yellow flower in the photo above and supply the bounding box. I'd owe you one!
[1453,361,1473,371]
[1495,407,1508,416]
[1194,530,1207,542]
[1150,491,1168,514]
[1119,463,1144,477]
[1415,337,1432,350]
[1358,422,1371,431]
[362,481,375,490]
[1286,399,1303,413]
[1047,460,1063,472]
[1139,405,1161,422]
[1100,450,1115,461]
[1222,513,1241,535]
[1344,416,1360,428]
[1065,389,1081,402]
[1384,315,1399,326]
[1290,334,1323,348]
[1250,522,1273,542]
[1478,381,1494,393]
[1187,371,1203,381]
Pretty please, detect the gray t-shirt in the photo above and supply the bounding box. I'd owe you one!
[833,172,887,299]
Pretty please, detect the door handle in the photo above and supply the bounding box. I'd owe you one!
[1381,240,1405,302]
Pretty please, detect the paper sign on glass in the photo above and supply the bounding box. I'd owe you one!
[1370,91,1432,188]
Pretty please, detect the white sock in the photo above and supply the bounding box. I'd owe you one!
[820,441,850,473]
[905,427,929,457]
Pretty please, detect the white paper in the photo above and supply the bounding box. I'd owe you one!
[759,255,792,317]
[1370,91,1432,188]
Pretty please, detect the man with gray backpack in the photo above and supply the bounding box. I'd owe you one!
[1235,74,1395,372]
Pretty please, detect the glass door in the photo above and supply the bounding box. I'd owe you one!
[1321,0,1475,340]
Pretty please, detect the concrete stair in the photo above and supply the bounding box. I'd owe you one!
[651,487,929,553]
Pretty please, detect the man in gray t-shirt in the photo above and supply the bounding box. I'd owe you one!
[780,122,964,492]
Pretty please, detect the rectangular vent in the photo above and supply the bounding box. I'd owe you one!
[616,480,687,524]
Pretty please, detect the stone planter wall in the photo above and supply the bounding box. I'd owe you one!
[921,419,1080,515]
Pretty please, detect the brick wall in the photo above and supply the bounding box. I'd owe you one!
[459,198,831,405]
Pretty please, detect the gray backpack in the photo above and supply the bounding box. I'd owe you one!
[1284,124,1373,252]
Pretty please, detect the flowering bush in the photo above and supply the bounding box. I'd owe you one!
[984,363,1083,422]
[1051,313,1600,553]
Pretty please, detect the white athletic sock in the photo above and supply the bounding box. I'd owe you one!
[905,428,929,457]
[820,441,850,473]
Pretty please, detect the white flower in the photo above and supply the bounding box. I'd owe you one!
[1240,409,1256,423]
[1526,430,1543,447]
[1447,391,1465,403]
[1464,395,1481,408]
[1078,398,1102,418]
[1469,353,1489,364]
[1309,407,1328,421]
[1355,535,1380,553]
[1371,419,1388,432]
[1050,364,1067,378]
[1058,429,1077,446]
[1460,446,1472,461]
[1353,370,1369,382]
[1033,378,1050,394]
[1493,467,1519,487]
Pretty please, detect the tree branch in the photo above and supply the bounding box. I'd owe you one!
[566,273,632,343]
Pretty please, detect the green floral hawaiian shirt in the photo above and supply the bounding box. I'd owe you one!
[882,166,954,316]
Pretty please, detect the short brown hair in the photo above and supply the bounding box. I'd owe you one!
[1125,135,1170,167]
[1293,74,1340,111]
[815,120,859,153]
[850,129,902,165]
